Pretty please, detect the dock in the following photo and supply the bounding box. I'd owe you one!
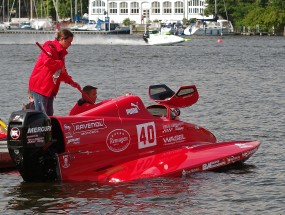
[0,29,141,45]
[0,29,126,35]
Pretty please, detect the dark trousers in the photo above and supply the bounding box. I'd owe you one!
[31,90,54,116]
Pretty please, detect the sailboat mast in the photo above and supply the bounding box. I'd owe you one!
[75,0,77,24]
[80,0,82,17]
[215,0,217,16]
[2,0,4,22]
[70,0,73,22]
[18,0,20,19]
[52,0,59,21]
[30,0,32,19]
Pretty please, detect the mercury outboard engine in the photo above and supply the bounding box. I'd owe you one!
[7,110,60,182]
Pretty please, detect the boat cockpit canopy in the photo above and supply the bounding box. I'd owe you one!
[148,84,199,108]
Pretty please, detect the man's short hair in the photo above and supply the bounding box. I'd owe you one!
[83,85,97,93]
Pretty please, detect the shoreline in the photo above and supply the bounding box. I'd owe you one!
[0,30,145,45]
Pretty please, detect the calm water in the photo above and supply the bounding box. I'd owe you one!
[0,35,284,214]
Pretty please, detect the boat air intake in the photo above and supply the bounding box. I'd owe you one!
[7,110,59,182]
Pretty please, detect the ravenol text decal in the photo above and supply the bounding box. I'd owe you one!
[136,122,157,149]
[72,119,107,135]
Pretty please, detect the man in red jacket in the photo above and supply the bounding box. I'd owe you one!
[69,85,98,115]
[29,29,80,116]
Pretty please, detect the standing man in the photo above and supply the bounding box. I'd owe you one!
[29,29,80,116]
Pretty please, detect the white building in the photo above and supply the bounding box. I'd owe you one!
[88,0,213,24]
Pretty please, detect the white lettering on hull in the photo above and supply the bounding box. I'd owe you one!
[72,119,107,135]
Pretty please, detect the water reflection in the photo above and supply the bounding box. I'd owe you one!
[212,163,257,174]
[4,164,259,214]
[5,177,204,213]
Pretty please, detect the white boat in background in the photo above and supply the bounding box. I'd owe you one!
[76,24,98,31]
[75,19,103,31]
[76,22,99,31]
[184,0,234,36]
[0,22,6,31]
[30,19,53,30]
[143,30,188,45]
[184,18,234,36]
[160,23,176,35]
[160,21,184,35]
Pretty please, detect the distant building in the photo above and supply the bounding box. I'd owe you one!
[88,0,213,24]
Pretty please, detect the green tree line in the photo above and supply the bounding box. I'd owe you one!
[205,0,285,32]
[0,0,88,21]
[2,0,285,33]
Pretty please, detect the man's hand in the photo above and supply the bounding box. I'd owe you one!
[71,81,81,90]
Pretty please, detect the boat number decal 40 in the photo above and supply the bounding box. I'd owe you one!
[136,122,157,149]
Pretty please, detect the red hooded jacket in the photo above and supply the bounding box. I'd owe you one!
[68,99,111,115]
[29,39,75,97]
[68,99,96,115]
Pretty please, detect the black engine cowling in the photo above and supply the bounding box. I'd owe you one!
[7,110,60,182]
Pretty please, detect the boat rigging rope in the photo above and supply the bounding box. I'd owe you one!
[222,0,229,21]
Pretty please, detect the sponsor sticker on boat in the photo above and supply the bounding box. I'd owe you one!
[67,137,81,145]
[162,122,184,134]
[65,132,73,139]
[235,143,253,148]
[226,155,241,164]
[162,122,184,133]
[63,124,71,131]
[10,127,20,140]
[27,134,45,144]
[72,119,107,135]
[126,102,140,115]
[202,159,226,171]
[182,167,201,176]
[163,134,186,145]
[106,129,131,152]
[242,148,258,158]
[62,155,71,168]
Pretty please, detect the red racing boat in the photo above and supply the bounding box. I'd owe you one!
[7,84,260,182]
[0,119,14,169]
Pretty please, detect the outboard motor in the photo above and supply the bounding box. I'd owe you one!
[7,110,60,182]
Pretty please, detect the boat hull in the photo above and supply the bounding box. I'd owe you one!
[184,27,233,36]
[57,140,260,182]
[0,140,14,170]
[145,34,187,45]
[184,20,234,36]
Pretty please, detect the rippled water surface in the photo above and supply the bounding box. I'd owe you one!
[0,35,284,214]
